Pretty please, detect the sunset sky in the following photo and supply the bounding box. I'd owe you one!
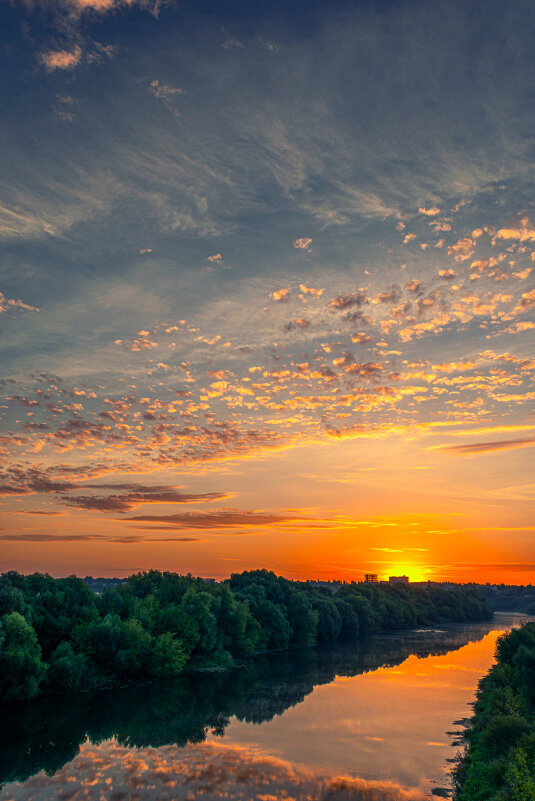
[1,0,534,583]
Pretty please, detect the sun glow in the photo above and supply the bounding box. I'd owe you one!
[383,563,433,583]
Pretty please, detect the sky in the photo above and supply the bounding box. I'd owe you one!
[1,0,535,583]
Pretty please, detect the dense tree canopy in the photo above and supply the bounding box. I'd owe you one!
[454,622,535,801]
[0,569,492,701]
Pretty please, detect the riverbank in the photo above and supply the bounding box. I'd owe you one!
[453,621,535,800]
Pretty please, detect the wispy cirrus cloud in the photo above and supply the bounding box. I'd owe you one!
[0,532,199,543]
[125,508,310,529]
[433,438,535,455]
[61,485,231,512]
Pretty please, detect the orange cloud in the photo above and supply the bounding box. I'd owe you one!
[351,332,372,344]
[293,237,312,250]
[270,287,291,301]
[495,217,535,243]
[418,206,440,216]
[40,46,82,71]
[299,283,324,297]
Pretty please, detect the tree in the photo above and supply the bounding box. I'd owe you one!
[0,612,46,700]
[45,642,89,692]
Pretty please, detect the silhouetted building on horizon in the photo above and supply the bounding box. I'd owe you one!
[364,573,379,583]
[389,575,409,584]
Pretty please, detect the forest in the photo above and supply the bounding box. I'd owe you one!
[0,569,492,701]
[454,621,535,800]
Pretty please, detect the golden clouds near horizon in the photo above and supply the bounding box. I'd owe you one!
[1,213,534,581]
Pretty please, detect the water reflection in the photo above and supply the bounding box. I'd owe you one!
[0,615,529,800]
[1,739,428,801]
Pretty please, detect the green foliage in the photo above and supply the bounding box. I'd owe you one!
[455,622,535,800]
[44,642,88,692]
[0,612,46,700]
[151,633,188,676]
[0,570,492,701]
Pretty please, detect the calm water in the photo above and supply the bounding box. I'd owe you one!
[1,613,530,801]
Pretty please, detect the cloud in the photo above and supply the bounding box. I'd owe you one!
[495,217,535,243]
[0,292,39,314]
[328,292,369,311]
[0,532,199,543]
[0,467,78,496]
[299,284,324,297]
[448,236,474,262]
[40,47,82,71]
[434,438,535,455]
[270,287,291,301]
[148,80,182,116]
[115,335,159,351]
[351,332,372,344]
[404,279,421,294]
[513,288,535,314]
[125,508,306,529]
[283,318,310,332]
[502,321,535,334]
[32,0,160,18]
[456,562,535,574]
[16,510,68,516]
[57,0,116,11]
[0,469,229,517]
[61,485,230,513]
[418,206,440,216]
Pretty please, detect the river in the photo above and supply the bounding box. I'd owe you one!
[0,613,530,801]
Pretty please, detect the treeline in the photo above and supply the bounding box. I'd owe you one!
[478,584,535,615]
[0,569,492,701]
[454,622,535,800]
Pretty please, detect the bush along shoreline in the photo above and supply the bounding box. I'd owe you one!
[454,621,535,800]
[0,569,492,702]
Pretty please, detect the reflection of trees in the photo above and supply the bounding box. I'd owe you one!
[0,620,499,786]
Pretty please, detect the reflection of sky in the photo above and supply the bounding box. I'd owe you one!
[0,740,427,801]
[1,621,523,801]
[210,628,510,793]
[1,0,535,582]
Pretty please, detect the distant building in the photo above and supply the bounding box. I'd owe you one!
[364,573,378,583]
[389,575,409,584]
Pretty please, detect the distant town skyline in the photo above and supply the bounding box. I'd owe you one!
[1,0,534,583]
